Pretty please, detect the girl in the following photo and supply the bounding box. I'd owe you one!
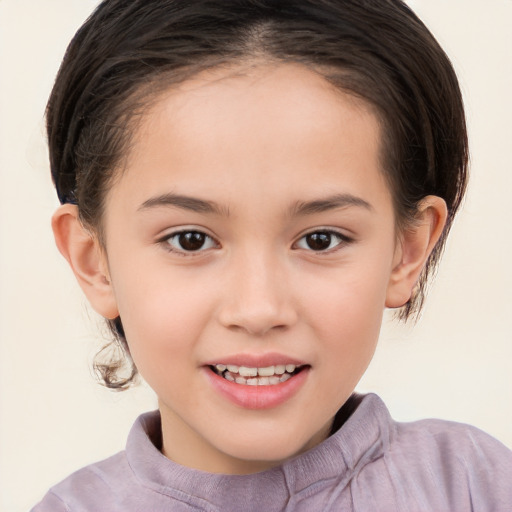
[27,0,511,510]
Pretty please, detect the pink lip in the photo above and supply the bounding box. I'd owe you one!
[203,352,307,368]
[203,364,310,410]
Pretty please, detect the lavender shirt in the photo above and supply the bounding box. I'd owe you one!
[31,394,512,511]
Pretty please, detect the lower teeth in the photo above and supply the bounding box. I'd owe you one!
[217,370,294,385]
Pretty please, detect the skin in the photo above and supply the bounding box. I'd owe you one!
[53,63,447,474]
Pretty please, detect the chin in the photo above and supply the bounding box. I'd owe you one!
[212,423,327,472]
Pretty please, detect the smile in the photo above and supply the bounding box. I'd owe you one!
[204,354,310,409]
[210,364,306,386]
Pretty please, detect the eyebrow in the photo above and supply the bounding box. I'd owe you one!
[138,192,373,217]
[290,193,373,216]
[138,193,230,216]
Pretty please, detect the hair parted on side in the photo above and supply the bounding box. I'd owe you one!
[47,0,468,389]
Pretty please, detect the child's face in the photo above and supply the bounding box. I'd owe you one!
[100,63,404,473]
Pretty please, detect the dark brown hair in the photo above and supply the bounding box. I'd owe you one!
[47,0,468,389]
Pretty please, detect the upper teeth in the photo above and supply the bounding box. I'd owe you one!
[218,364,298,377]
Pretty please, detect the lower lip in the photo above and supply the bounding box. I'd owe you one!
[204,367,310,410]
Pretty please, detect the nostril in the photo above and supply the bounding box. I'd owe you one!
[219,305,297,336]
[229,322,289,337]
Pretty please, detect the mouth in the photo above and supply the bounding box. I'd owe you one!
[209,363,307,386]
[204,358,310,409]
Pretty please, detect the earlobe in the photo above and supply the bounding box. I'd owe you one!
[52,204,119,319]
[385,196,448,309]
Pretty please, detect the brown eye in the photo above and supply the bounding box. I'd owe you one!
[295,230,350,252]
[179,232,206,251]
[305,232,332,251]
[165,231,216,253]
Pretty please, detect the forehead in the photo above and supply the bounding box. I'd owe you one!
[142,63,380,149]
[112,63,390,215]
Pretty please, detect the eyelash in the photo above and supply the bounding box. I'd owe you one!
[158,228,353,255]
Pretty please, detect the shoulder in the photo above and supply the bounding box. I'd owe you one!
[30,410,175,512]
[393,416,512,465]
[346,394,512,510]
[31,451,134,512]
[388,416,512,508]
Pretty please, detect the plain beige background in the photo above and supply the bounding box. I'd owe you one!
[0,1,511,511]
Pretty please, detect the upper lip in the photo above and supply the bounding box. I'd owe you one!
[203,352,307,368]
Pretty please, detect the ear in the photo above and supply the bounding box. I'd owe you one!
[52,204,119,319]
[386,196,448,309]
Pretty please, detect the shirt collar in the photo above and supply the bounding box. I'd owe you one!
[126,393,392,509]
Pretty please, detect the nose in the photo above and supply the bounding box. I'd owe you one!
[217,250,298,337]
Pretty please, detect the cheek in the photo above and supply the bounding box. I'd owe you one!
[299,259,391,374]
[309,282,384,361]
[301,257,391,329]
[109,262,214,372]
